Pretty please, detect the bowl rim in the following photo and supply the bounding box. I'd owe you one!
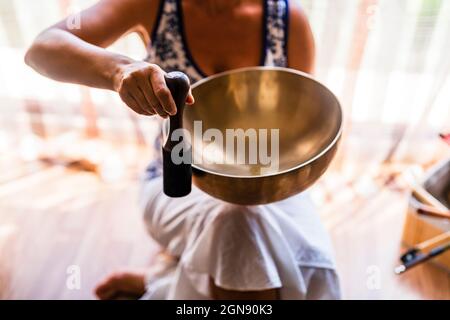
[185,66,344,179]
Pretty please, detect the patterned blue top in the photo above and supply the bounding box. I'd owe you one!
[146,0,290,84]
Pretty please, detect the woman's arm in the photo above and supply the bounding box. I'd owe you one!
[25,0,193,117]
[287,1,315,74]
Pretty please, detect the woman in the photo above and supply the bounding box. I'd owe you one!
[26,0,341,299]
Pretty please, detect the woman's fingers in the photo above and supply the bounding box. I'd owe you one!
[115,61,192,117]
[136,77,167,118]
[186,89,195,105]
[149,67,177,115]
[127,84,154,114]
[120,91,154,116]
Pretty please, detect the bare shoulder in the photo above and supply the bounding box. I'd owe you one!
[98,0,157,29]
[287,0,315,73]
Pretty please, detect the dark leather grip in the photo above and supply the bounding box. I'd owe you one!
[162,72,192,197]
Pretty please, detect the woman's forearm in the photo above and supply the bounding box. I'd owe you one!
[24,0,192,117]
[25,28,134,91]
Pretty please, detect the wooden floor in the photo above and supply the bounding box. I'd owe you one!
[0,157,449,300]
[320,180,450,299]
[0,160,159,300]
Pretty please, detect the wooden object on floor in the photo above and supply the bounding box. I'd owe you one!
[401,159,450,271]
[402,209,450,271]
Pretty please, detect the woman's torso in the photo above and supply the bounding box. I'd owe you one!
[146,0,289,83]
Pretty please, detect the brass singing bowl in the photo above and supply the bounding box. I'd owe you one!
[184,67,343,205]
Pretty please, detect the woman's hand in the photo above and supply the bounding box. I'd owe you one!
[113,61,194,118]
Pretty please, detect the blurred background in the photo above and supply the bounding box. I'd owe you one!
[0,0,449,299]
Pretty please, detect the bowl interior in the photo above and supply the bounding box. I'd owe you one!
[183,68,342,177]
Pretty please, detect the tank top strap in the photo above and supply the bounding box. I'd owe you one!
[264,0,289,67]
[147,0,204,83]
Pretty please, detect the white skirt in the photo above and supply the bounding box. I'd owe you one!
[139,176,341,300]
